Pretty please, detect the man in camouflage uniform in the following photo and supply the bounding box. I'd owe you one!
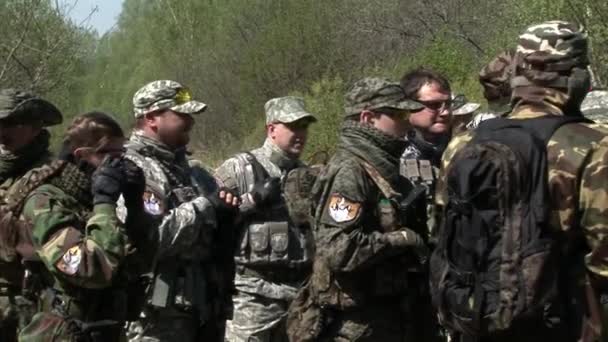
[8,111,146,341]
[467,49,516,130]
[306,77,430,341]
[434,21,608,342]
[216,96,316,342]
[0,89,62,341]
[124,80,237,342]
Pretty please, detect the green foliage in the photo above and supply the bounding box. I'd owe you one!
[3,0,608,162]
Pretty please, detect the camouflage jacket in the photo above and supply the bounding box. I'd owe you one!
[21,162,128,292]
[0,131,53,287]
[215,138,309,301]
[435,104,608,282]
[121,131,221,322]
[311,121,426,309]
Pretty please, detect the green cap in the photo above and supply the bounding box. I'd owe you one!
[0,89,62,126]
[344,77,424,117]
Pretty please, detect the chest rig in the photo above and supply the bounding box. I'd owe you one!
[234,152,314,272]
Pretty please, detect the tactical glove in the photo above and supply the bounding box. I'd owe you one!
[250,177,282,207]
[384,228,430,263]
[92,157,124,205]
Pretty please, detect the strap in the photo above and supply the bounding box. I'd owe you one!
[244,152,270,184]
[358,159,400,200]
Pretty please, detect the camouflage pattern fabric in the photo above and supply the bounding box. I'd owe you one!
[0,89,62,126]
[344,77,424,117]
[264,96,317,124]
[479,49,516,106]
[132,80,207,117]
[434,21,608,342]
[16,161,130,341]
[0,130,54,341]
[581,90,608,123]
[216,138,305,342]
[306,120,430,341]
[121,131,224,342]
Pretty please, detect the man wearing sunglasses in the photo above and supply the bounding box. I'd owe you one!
[0,88,62,342]
[294,77,431,341]
[216,96,316,342]
[123,80,238,342]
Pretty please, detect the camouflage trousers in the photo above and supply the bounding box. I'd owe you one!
[0,294,36,342]
[225,274,300,342]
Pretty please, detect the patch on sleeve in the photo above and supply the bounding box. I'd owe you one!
[327,194,362,223]
[143,191,164,215]
[56,246,82,275]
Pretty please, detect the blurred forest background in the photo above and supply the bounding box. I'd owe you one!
[1,0,607,165]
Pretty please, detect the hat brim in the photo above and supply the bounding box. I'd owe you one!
[171,100,208,115]
[383,99,425,112]
[453,103,481,116]
[272,111,317,124]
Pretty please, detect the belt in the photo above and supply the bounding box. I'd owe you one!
[236,265,310,284]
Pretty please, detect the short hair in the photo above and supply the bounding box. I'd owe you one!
[400,68,451,100]
[61,111,124,154]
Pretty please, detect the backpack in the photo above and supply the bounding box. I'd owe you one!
[429,116,587,336]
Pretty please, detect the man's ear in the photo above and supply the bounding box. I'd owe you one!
[360,110,376,125]
[73,147,89,160]
[144,112,160,130]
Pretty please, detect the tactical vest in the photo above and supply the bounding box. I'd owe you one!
[124,143,216,320]
[233,153,314,271]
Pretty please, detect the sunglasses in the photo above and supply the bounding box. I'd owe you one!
[373,108,411,120]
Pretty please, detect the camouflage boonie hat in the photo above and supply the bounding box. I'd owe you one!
[264,96,317,124]
[133,80,207,117]
[513,21,588,88]
[344,77,424,117]
[0,88,62,126]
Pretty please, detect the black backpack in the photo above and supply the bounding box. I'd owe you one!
[430,116,587,336]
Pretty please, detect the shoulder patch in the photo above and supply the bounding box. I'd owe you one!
[56,245,81,275]
[143,191,165,215]
[327,194,362,223]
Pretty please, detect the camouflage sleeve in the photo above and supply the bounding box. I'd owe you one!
[579,139,608,280]
[214,157,243,194]
[314,163,403,273]
[23,185,127,289]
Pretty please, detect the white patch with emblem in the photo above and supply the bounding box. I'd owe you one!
[143,191,164,215]
[328,194,362,223]
[56,245,82,275]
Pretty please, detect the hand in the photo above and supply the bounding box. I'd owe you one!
[92,157,124,205]
[384,228,430,264]
[207,187,239,218]
[250,177,281,207]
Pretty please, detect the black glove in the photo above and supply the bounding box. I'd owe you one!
[121,158,145,210]
[250,177,282,207]
[92,157,125,205]
[384,227,429,264]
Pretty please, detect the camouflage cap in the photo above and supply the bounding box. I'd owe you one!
[264,96,317,124]
[344,77,424,117]
[452,94,480,116]
[0,88,62,126]
[479,49,515,102]
[513,21,588,89]
[133,80,207,117]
